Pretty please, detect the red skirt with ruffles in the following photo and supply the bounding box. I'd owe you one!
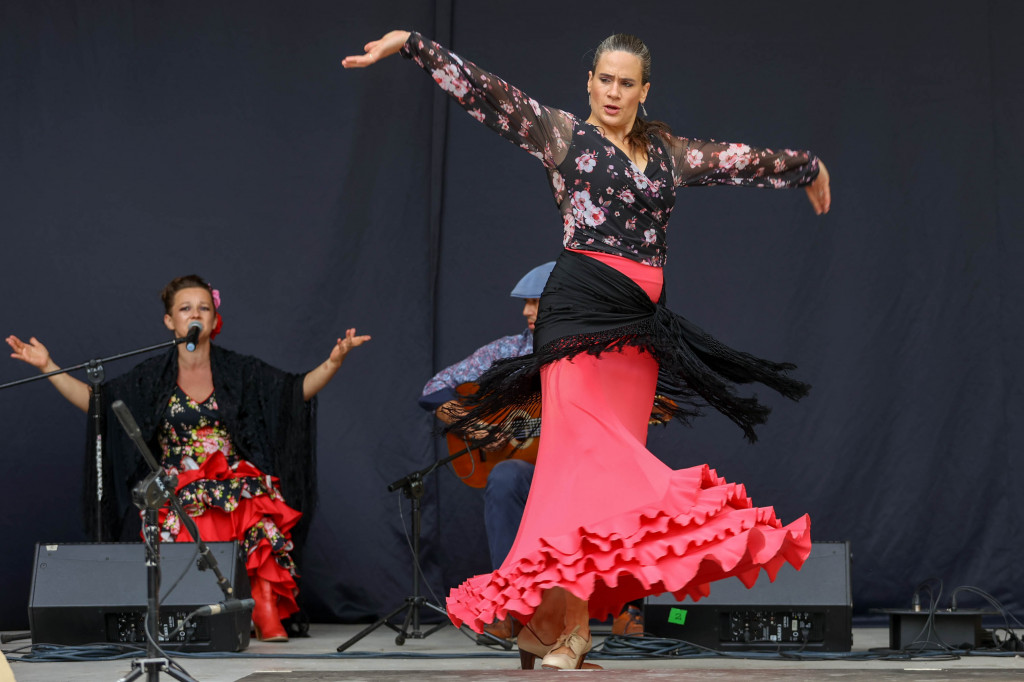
[445,251,811,632]
[156,451,302,620]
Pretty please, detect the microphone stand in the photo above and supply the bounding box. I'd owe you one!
[336,442,512,652]
[0,330,198,541]
[111,399,247,682]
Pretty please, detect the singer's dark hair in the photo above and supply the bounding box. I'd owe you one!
[160,274,215,314]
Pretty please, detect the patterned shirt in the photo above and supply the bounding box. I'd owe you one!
[419,328,534,411]
[402,33,820,267]
[158,386,234,471]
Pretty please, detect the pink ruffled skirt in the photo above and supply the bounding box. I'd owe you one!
[445,251,811,631]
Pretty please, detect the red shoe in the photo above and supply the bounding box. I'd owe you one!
[251,576,288,642]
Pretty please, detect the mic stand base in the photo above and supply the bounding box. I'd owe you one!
[118,657,199,682]
[336,596,450,652]
[337,469,476,652]
[117,478,200,682]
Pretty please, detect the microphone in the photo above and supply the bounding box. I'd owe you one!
[184,321,202,352]
[112,399,144,442]
[112,400,165,475]
[192,598,255,617]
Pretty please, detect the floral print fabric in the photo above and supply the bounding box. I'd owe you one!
[419,328,533,410]
[402,32,819,267]
[156,386,297,577]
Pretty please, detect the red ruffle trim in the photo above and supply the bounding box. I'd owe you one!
[158,451,302,619]
[445,464,811,632]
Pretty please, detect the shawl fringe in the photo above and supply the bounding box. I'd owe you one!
[448,250,809,446]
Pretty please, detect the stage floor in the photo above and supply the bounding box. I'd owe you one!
[4,623,1024,681]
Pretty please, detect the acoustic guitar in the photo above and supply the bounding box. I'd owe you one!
[445,382,541,489]
[444,383,674,488]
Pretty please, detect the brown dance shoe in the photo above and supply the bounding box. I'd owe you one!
[517,622,557,669]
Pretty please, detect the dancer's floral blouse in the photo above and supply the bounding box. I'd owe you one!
[156,386,296,574]
[402,32,820,268]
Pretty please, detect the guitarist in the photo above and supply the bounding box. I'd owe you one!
[419,262,554,640]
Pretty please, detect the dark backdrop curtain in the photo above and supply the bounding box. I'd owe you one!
[1,0,1020,629]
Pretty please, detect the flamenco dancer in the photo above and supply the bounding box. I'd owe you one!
[345,30,830,669]
[7,275,370,641]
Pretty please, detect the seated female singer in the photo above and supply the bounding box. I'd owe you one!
[7,274,370,641]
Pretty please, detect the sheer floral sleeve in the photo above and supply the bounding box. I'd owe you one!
[661,134,819,189]
[402,32,573,169]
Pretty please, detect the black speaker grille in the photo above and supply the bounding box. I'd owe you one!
[29,541,251,652]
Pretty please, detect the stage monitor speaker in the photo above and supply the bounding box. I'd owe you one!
[29,541,251,652]
[645,540,852,652]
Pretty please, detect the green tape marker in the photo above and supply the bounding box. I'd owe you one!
[667,607,687,625]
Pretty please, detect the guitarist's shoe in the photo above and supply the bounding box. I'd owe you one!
[481,615,520,641]
[612,604,645,636]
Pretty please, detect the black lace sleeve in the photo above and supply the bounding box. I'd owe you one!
[402,32,574,169]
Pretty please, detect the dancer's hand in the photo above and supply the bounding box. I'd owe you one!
[342,30,411,69]
[805,160,831,215]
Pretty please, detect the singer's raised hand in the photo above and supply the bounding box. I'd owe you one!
[6,335,55,371]
[6,334,90,411]
[331,328,372,363]
[302,328,372,401]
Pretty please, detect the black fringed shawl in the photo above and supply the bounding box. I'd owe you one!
[452,249,810,445]
[83,345,316,541]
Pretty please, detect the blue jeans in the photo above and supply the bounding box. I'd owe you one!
[483,459,534,570]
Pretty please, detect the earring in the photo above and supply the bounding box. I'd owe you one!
[641,101,648,117]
